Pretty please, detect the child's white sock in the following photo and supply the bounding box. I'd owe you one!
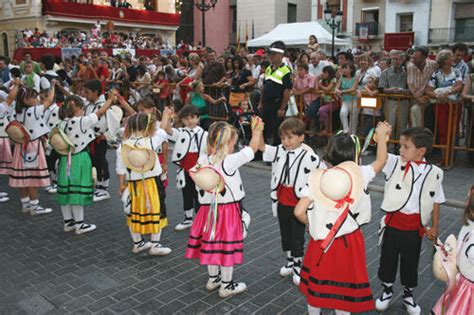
[29,199,39,209]
[335,310,350,315]
[21,197,30,209]
[61,205,73,222]
[184,209,194,219]
[307,305,321,315]
[151,231,162,242]
[129,227,142,243]
[207,265,220,277]
[221,266,233,282]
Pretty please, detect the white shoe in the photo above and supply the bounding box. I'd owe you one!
[174,218,193,231]
[279,258,294,277]
[47,184,57,194]
[21,205,31,213]
[403,288,421,315]
[93,190,110,202]
[30,205,53,216]
[0,196,9,203]
[375,285,393,312]
[0,192,8,198]
[63,220,76,232]
[75,223,96,235]
[132,240,153,254]
[218,281,247,298]
[206,274,221,291]
[292,258,302,286]
[148,242,171,256]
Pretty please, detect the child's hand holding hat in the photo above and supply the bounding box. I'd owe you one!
[374,121,391,143]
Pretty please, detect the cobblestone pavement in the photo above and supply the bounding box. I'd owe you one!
[0,151,467,315]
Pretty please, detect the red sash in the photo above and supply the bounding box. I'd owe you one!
[386,211,425,237]
[179,152,199,171]
[277,185,299,207]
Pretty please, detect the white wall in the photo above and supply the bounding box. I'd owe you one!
[385,0,431,46]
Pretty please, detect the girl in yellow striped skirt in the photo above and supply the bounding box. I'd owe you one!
[116,110,173,256]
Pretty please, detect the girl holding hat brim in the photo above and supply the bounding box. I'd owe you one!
[294,122,392,314]
[54,93,113,234]
[0,84,19,203]
[9,82,56,215]
[432,186,474,315]
[117,109,172,256]
[184,118,264,298]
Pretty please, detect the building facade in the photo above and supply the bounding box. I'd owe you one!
[0,0,179,58]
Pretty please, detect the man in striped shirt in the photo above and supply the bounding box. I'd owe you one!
[407,46,438,128]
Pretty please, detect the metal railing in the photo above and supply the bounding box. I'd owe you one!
[428,27,474,44]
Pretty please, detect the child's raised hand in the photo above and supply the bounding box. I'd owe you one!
[251,116,264,132]
[374,121,391,143]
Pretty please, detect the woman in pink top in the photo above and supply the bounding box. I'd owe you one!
[293,64,317,112]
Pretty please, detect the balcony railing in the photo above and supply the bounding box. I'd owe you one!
[355,22,379,36]
[429,27,474,44]
[42,0,180,27]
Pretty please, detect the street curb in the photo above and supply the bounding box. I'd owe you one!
[244,162,465,209]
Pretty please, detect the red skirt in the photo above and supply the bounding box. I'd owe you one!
[299,229,375,313]
[185,202,244,267]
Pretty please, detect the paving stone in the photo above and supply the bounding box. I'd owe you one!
[16,294,56,314]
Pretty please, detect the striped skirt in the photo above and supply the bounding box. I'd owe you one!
[185,202,244,267]
[56,151,94,206]
[127,177,168,235]
[9,139,50,188]
[299,229,375,313]
[0,137,12,175]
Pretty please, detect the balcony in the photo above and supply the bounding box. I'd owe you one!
[428,27,474,44]
[41,0,180,27]
[355,22,379,37]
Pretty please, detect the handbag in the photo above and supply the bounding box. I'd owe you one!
[285,95,298,117]
[229,92,247,107]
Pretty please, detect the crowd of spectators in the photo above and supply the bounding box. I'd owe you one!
[3,36,474,166]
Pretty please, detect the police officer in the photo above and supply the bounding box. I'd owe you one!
[258,41,292,145]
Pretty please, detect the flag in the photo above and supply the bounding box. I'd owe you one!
[236,22,240,52]
[245,20,249,48]
[252,19,255,39]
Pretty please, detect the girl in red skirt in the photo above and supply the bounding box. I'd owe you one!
[9,82,56,215]
[294,122,391,314]
[185,118,263,298]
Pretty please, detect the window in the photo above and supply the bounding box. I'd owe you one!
[288,3,297,23]
[455,18,474,42]
[15,0,27,5]
[399,14,413,32]
[362,9,379,23]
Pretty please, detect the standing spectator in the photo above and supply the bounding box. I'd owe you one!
[21,61,41,92]
[202,50,226,88]
[124,57,137,82]
[0,56,12,87]
[229,56,255,105]
[461,76,474,167]
[378,50,409,151]
[425,50,463,149]
[453,43,470,83]
[335,62,359,134]
[106,60,124,91]
[293,63,316,113]
[90,50,109,92]
[308,52,329,78]
[20,52,42,74]
[135,65,152,100]
[307,35,319,52]
[258,41,292,145]
[408,46,438,128]
[186,53,204,81]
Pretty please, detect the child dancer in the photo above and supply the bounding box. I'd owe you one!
[136,98,169,229]
[40,89,61,194]
[294,122,392,315]
[55,94,113,234]
[0,86,17,203]
[260,117,324,286]
[83,79,111,202]
[185,118,264,298]
[375,127,445,315]
[9,83,56,215]
[335,63,359,134]
[167,105,208,231]
[117,110,172,255]
[432,186,474,315]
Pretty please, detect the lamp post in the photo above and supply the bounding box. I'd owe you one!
[193,0,218,48]
[324,4,343,58]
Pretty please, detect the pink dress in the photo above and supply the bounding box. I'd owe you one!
[432,222,474,315]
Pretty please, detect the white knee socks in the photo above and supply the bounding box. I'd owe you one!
[308,305,321,315]
[61,205,73,222]
[72,205,84,225]
[221,266,234,282]
[207,265,220,277]
[151,231,162,242]
[335,310,350,315]
[129,227,142,243]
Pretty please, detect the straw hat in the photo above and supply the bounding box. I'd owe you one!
[49,127,75,155]
[308,161,363,212]
[433,234,457,282]
[105,106,123,142]
[5,121,30,144]
[190,165,225,193]
[121,143,156,173]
